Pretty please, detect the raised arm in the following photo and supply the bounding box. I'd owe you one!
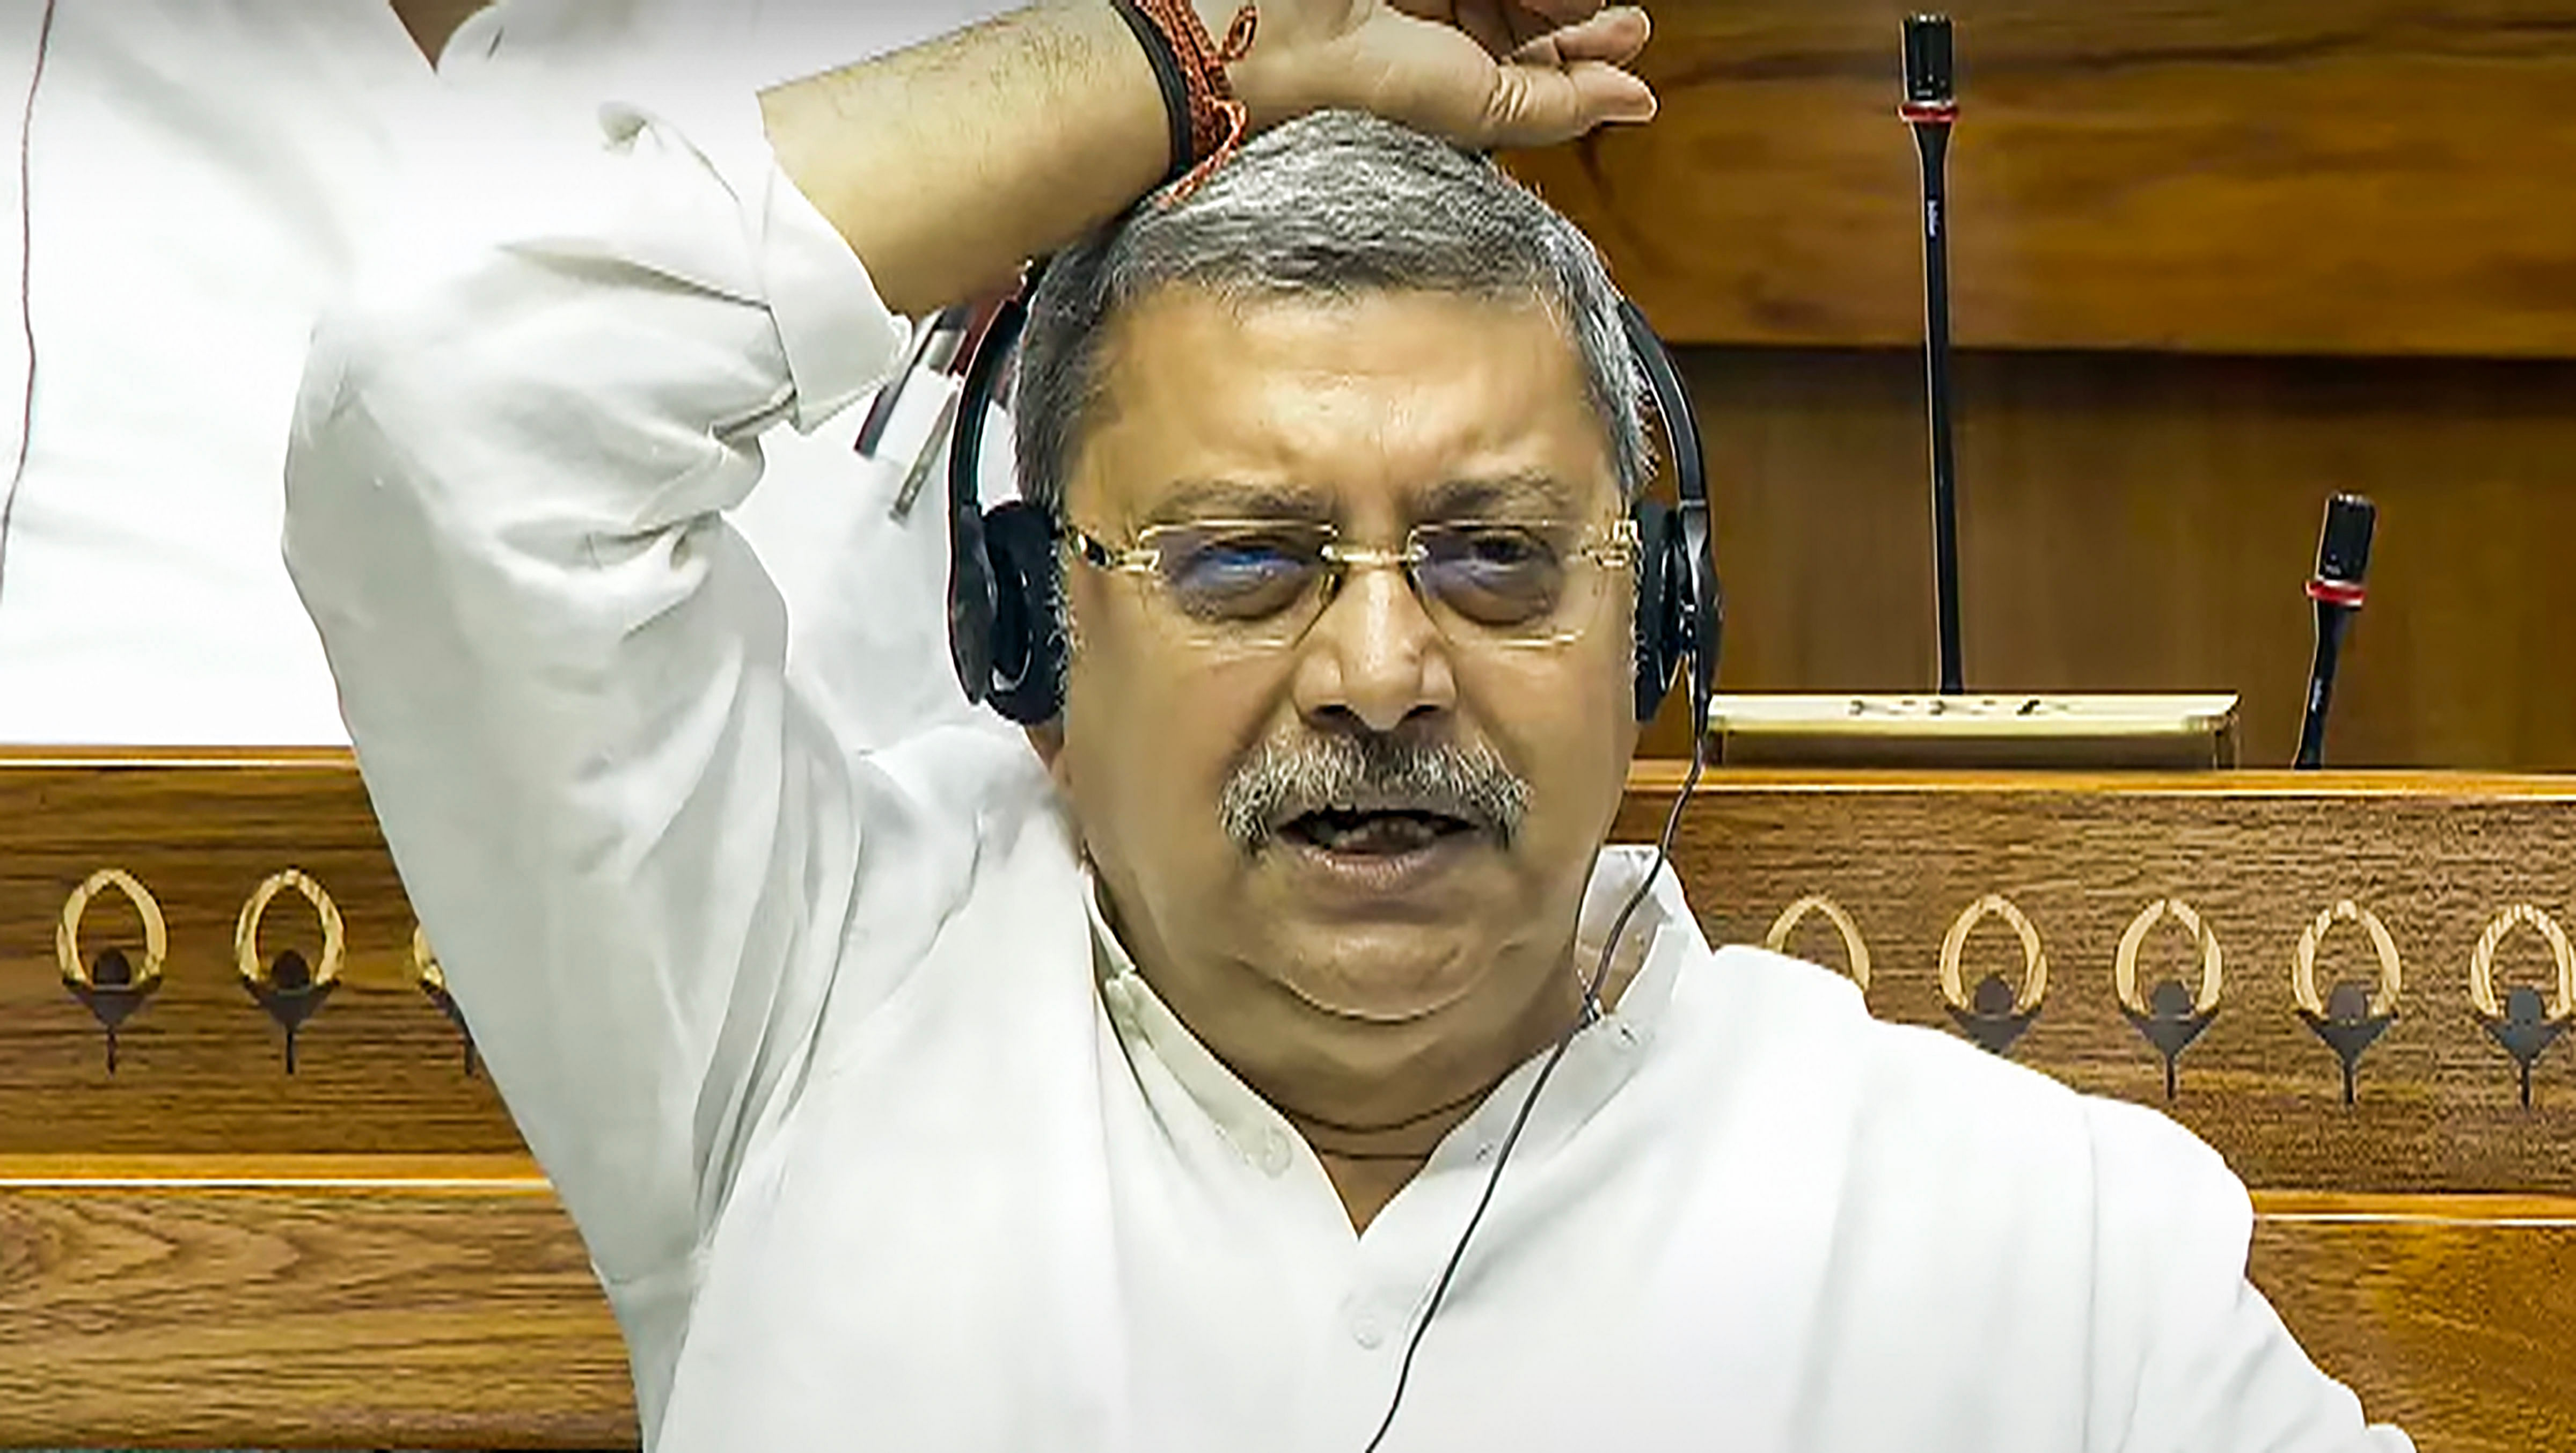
[284,1,1653,1433]
[283,83,912,1429]
[761,0,1655,315]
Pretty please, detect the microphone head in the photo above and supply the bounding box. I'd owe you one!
[1904,15,1956,105]
[2315,493,2377,587]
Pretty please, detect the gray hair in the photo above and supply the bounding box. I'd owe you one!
[1012,110,1652,520]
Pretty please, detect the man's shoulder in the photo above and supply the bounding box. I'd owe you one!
[1677,944,2233,1196]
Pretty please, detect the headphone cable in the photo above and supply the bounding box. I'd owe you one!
[0,0,57,613]
[1358,734,1708,1453]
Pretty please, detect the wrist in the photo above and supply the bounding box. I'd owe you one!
[1189,1,1313,133]
[1118,0,1267,195]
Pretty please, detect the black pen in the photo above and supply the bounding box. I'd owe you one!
[855,305,972,461]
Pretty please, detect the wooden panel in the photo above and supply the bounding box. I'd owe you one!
[0,751,520,1157]
[1634,347,2576,770]
[0,1157,637,1450]
[3,755,2571,1445]
[1618,768,2576,1193]
[1509,1,2576,355]
[2250,1195,2576,1453]
[11,751,2576,1185]
[0,1159,2552,1451]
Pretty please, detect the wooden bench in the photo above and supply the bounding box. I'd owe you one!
[3,750,2568,1449]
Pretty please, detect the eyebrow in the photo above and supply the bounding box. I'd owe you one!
[1140,479,1335,524]
[1417,471,1589,519]
[1135,470,1593,527]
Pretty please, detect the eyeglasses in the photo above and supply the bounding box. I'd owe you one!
[1065,516,1639,651]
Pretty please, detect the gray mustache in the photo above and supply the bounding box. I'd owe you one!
[1218,734,1531,852]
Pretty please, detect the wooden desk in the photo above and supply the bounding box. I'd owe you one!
[2,752,2568,1448]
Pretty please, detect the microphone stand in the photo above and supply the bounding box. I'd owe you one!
[1904,15,1965,696]
[2295,494,2377,769]
[1687,13,2245,771]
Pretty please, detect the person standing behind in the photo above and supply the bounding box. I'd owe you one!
[0,1,431,743]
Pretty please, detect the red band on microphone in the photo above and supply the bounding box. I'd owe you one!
[1900,101,1960,125]
[2307,578,2368,609]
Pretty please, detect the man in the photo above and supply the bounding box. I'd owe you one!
[283,3,2408,1450]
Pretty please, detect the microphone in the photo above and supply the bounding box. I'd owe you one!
[2294,494,2376,769]
[1902,16,1965,695]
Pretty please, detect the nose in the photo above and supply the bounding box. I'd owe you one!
[1289,561,1458,735]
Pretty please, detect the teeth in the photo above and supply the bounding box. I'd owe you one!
[1289,809,1468,854]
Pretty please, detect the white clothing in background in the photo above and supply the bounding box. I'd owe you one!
[438,0,1024,744]
[0,1,429,743]
[0,0,1007,746]
[280,69,2411,1453]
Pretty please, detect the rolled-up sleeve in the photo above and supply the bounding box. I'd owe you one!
[282,82,904,1429]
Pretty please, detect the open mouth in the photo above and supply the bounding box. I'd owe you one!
[1280,808,1480,856]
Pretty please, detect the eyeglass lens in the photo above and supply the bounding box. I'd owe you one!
[1147,520,1593,638]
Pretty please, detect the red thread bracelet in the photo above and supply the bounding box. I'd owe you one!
[1131,0,1258,201]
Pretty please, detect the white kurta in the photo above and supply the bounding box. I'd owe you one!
[0,1,1008,748]
[0,1,429,743]
[280,72,2411,1453]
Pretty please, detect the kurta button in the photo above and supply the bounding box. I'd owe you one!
[1351,1306,1388,1349]
[1257,1128,1293,1176]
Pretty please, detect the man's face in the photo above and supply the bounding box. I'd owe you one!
[1039,286,1641,1099]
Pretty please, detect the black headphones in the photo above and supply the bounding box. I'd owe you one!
[944,278,1721,739]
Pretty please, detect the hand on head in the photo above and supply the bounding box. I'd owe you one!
[1220,1,1657,148]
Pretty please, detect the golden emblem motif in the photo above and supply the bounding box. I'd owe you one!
[1939,894,2048,1056]
[2292,900,2402,1020]
[56,867,167,991]
[2114,898,2224,1019]
[56,868,170,1073]
[236,869,347,1074]
[1938,894,2048,1017]
[1765,895,1872,992]
[2468,903,2575,1024]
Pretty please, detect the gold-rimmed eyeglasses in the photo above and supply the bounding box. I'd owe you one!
[1064,516,1639,650]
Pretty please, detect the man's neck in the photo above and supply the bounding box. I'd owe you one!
[1278,941,1659,1233]
[1090,876,1656,1233]
[1276,1055,1526,1232]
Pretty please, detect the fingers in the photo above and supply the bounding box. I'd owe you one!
[1479,8,1653,147]
[1512,6,1650,68]
[1481,57,1657,147]
[1267,2,1655,154]
[1496,0,1607,26]
[1401,0,1608,56]
[1451,3,1519,59]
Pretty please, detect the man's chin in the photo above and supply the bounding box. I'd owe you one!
[1231,886,1516,1026]
[1252,945,1492,1026]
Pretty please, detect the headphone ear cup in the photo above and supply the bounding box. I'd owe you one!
[978,501,1069,725]
[1629,500,1685,724]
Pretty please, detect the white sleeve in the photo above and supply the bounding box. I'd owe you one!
[282,81,903,1329]
[2080,1099,2415,1453]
